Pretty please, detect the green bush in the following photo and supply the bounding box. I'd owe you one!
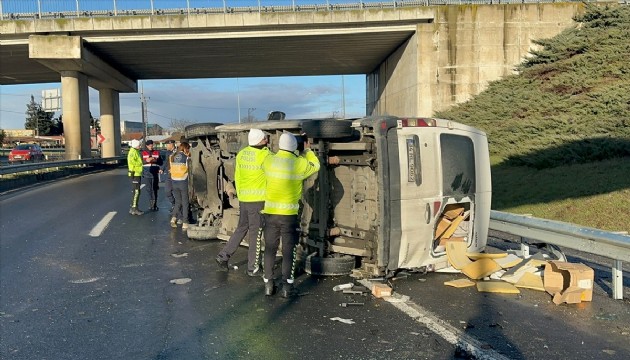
[435,4,630,169]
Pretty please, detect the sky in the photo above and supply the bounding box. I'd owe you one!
[0,0,371,132]
[0,75,367,131]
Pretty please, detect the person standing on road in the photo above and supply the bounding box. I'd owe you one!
[170,142,192,230]
[216,129,270,276]
[160,139,177,217]
[262,132,320,298]
[141,139,163,211]
[127,139,144,215]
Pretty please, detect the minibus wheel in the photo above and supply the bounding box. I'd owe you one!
[305,254,356,276]
[301,119,353,139]
[184,123,223,140]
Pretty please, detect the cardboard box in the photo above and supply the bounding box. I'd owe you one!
[543,261,594,305]
[371,283,392,298]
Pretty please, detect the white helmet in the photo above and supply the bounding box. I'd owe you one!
[279,132,297,152]
[248,129,266,146]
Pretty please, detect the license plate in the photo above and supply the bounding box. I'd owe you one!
[14,155,22,159]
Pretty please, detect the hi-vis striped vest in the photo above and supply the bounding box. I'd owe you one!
[169,152,189,181]
[235,146,270,202]
[263,149,320,215]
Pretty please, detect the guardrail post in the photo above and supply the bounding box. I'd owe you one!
[520,238,530,258]
[612,260,623,300]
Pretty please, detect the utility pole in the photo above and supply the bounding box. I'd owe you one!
[237,78,241,123]
[341,75,346,119]
[140,84,148,142]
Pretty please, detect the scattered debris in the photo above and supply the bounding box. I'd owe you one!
[342,290,367,295]
[333,283,354,292]
[171,252,188,258]
[476,281,520,294]
[544,261,594,305]
[494,254,523,269]
[330,317,355,324]
[233,265,238,270]
[444,278,476,288]
[340,302,365,307]
[446,240,473,270]
[440,241,595,306]
[372,283,392,298]
[466,252,508,260]
[514,272,545,291]
[461,258,502,280]
[170,278,192,285]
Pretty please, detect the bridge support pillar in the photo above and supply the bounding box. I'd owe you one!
[99,89,121,158]
[61,71,91,160]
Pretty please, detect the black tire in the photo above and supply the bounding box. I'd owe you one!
[184,123,223,140]
[186,225,219,240]
[301,119,353,139]
[305,254,356,276]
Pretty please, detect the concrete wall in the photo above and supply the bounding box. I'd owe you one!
[368,3,586,117]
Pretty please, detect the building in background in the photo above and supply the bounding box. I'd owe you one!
[120,121,164,135]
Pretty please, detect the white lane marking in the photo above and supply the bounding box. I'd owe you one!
[89,211,117,237]
[140,184,146,189]
[358,279,511,360]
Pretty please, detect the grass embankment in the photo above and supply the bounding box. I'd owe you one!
[435,5,630,232]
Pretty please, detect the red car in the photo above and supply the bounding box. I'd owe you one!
[8,144,44,163]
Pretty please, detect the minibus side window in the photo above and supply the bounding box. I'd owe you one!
[440,134,476,196]
[406,136,421,186]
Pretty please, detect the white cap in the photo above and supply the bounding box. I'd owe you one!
[130,139,141,148]
[279,132,297,152]
[248,129,266,146]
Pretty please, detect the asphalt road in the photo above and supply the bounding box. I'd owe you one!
[1,168,629,359]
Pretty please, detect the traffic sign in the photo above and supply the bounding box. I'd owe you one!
[97,134,106,144]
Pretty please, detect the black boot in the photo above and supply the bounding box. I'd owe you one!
[280,282,297,298]
[150,200,159,211]
[215,256,229,271]
[264,280,275,296]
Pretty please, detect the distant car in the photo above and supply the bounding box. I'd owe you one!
[8,144,44,163]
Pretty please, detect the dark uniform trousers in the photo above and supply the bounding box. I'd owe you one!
[263,214,299,283]
[218,201,265,272]
[142,166,160,202]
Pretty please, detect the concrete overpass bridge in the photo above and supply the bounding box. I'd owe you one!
[0,1,592,159]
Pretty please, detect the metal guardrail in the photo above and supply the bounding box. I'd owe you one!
[0,0,604,20]
[489,210,630,300]
[0,156,126,176]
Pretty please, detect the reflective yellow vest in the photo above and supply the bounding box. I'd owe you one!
[235,146,271,202]
[169,152,189,181]
[127,148,143,176]
[263,149,320,215]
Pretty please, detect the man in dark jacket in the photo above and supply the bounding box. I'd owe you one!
[141,139,163,211]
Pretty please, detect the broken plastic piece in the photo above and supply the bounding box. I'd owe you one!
[330,317,355,324]
[444,278,476,288]
[340,302,365,307]
[333,283,354,292]
[169,278,192,285]
[476,281,520,294]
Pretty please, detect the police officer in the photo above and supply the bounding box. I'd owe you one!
[262,132,320,297]
[141,139,163,211]
[160,139,177,216]
[127,139,144,215]
[216,129,270,276]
